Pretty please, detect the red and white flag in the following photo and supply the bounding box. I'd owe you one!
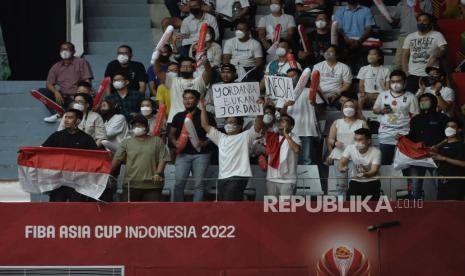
[17,147,112,200]
[393,136,437,170]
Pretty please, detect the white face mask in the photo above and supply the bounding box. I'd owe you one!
[60,50,72,60]
[270,3,281,12]
[117,54,129,64]
[205,33,212,42]
[263,114,274,125]
[133,127,147,137]
[167,71,178,78]
[276,47,286,57]
[390,83,403,92]
[355,142,367,151]
[445,127,457,137]
[73,103,85,112]
[113,80,125,90]
[343,107,356,117]
[235,30,245,40]
[140,107,152,116]
[315,20,327,29]
[224,123,238,134]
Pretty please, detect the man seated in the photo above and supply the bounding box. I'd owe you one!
[223,18,263,82]
[257,0,296,50]
[104,72,144,121]
[176,0,219,57]
[312,45,352,107]
[104,45,147,94]
[334,0,375,74]
[58,93,107,147]
[42,42,93,123]
[161,0,214,30]
[297,13,331,68]
[265,40,301,76]
[215,0,251,41]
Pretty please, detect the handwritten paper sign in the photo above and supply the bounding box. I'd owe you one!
[264,75,295,108]
[212,82,263,118]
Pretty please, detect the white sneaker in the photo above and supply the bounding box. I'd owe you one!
[43,114,61,123]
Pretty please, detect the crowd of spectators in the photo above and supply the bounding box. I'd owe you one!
[37,0,465,202]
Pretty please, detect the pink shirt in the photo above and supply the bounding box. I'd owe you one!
[46,57,93,95]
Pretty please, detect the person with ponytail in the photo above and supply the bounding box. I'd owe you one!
[326,99,368,196]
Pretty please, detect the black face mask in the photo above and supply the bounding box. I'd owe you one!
[99,109,114,120]
[428,76,440,85]
[186,106,197,112]
[190,8,201,16]
[159,55,170,63]
[180,71,193,79]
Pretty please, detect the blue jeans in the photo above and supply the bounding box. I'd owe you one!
[405,166,437,199]
[174,153,210,202]
[379,143,396,165]
[299,136,314,165]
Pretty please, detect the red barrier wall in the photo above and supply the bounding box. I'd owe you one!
[0,202,464,276]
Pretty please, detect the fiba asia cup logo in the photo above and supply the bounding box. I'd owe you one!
[316,245,370,276]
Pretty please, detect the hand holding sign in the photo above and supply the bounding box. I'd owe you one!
[264,75,294,108]
[212,82,263,118]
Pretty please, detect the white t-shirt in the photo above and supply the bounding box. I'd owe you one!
[223,37,263,68]
[267,133,301,183]
[257,14,296,40]
[215,0,250,17]
[180,13,220,46]
[342,144,381,182]
[329,118,365,160]
[357,65,391,93]
[207,127,260,179]
[287,88,319,137]
[166,74,207,123]
[373,90,419,145]
[402,31,447,76]
[313,61,352,96]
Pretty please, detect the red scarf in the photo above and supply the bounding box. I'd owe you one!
[265,132,286,169]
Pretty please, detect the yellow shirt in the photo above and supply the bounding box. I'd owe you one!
[155,84,171,117]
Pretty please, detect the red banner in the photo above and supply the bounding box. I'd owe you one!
[0,202,464,275]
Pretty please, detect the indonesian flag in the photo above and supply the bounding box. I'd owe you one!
[393,136,437,170]
[17,147,112,200]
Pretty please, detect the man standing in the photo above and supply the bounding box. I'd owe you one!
[200,100,264,201]
[112,115,170,202]
[42,109,98,201]
[431,119,465,200]
[104,45,147,94]
[265,114,301,196]
[169,89,216,201]
[373,70,419,165]
[402,13,447,92]
[154,56,211,124]
[43,42,93,123]
[338,128,382,200]
[223,18,264,82]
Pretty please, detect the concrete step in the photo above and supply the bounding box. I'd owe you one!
[85,3,150,17]
[87,28,153,42]
[86,17,151,28]
[149,3,170,28]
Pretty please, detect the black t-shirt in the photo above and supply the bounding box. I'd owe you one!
[437,141,465,176]
[308,31,331,64]
[104,60,147,91]
[171,108,217,154]
[407,112,449,147]
[42,129,98,150]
